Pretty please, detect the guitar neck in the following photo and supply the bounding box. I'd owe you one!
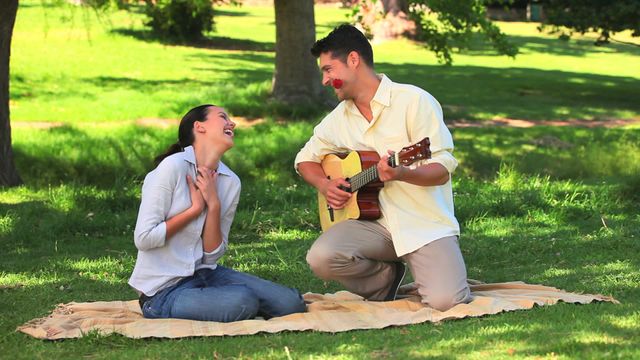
[349,155,396,192]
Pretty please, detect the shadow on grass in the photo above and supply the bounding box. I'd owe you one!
[459,32,640,57]
[11,121,318,189]
[316,20,350,35]
[2,147,639,357]
[85,76,221,93]
[64,62,639,121]
[111,28,275,52]
[451,126,640,181]
[13,55,637,121]
[13,125,169,188]
[377,63,640,121]
[213,8,249,18]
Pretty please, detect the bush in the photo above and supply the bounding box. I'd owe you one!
[144,0,215,41]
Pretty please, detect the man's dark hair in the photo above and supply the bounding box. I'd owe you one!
[310,24,374,68]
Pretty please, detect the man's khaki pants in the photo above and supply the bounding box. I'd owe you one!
[306,220,471,311]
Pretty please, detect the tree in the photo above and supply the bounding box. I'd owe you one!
[352,0,416,41]
[539,0,640,45]
[0,0,22,187]
[353,0,519,64]
[272,0,325,106]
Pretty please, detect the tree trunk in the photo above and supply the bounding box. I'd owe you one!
[0,0,22,187]
[356,0,415,41]
[272,0,325,106]
[382,0,408,15]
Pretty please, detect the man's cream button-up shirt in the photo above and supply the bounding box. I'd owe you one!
[294,75,460,256]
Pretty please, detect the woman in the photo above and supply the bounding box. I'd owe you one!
[128,104,306,322]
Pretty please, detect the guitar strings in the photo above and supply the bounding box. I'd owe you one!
[349,156,396,192]
[349,165,378,192]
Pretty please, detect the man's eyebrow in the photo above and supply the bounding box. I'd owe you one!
[320,65,331,71]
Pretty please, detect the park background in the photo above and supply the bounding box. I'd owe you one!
[1,0,639,358]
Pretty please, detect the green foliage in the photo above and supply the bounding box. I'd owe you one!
[539,0,640,44]
[10,3,640,123]
[352,0,519,64]
[144,0,216,41]
[408,0,518,64]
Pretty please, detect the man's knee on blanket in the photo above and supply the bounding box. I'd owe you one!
[422,287,471,312]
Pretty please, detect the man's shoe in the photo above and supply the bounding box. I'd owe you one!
[384,262,407,301]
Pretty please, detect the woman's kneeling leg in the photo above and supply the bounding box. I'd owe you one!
[169,284,260,322]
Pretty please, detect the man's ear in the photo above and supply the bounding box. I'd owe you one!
[347,51,360,68]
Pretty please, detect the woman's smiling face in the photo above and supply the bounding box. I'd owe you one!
[195,106,236,150]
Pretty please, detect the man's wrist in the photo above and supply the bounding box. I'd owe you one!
[396,166,409,181]
[317,178,331,195]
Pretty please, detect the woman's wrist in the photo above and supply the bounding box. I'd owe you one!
[188,204,203,218]
[207,201,221,213]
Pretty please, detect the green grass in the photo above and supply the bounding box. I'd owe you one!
[2,1,640,359]
[2,122,639,359]
[10,1,640,122]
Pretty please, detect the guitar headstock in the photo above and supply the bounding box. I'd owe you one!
[394,137,431,167]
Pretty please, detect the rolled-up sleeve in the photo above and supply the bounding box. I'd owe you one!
[133,161,178,251]
[408,92,458,174]
[294,118,340,173]
[202,241,225,265]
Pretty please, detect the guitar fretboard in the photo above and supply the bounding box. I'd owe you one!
[349,166,378,192]
[348,156,395,192]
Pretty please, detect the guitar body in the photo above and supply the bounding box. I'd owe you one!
[316,137,431,232]
[318,151,383,231]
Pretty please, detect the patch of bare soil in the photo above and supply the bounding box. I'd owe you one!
[12,116,266,129]
[448,117,640,128]
[12,117,640,129]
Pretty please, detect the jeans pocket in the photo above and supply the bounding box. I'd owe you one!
[142,297,162,319]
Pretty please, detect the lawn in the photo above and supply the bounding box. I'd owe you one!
[1,1,639,359]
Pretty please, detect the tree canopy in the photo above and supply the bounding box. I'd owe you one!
[539,0,640,45]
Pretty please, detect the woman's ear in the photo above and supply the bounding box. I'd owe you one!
[194,121,206,134]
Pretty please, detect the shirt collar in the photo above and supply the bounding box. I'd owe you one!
[345,74,392,116]
[182,145,231,176]
[371,74,392,107]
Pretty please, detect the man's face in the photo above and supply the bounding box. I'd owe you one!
[318,52,355,101]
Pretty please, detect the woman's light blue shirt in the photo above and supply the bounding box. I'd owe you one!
[128,146,241,296]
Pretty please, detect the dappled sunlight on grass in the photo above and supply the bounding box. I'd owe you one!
[603,312,640,331]
[0,255,133,289]
[0,272,62,288]
[0,213,16,238]
[11,2,640,124]
[64,257,131,284]
[3,2,639,356]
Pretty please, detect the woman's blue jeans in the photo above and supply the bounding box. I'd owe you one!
[141,266,306,322]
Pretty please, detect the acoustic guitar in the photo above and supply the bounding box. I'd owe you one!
[318,137,431,231]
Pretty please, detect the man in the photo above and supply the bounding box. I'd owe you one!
[294,24,471,311]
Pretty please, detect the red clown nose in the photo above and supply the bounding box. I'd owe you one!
[331,79,343,89]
